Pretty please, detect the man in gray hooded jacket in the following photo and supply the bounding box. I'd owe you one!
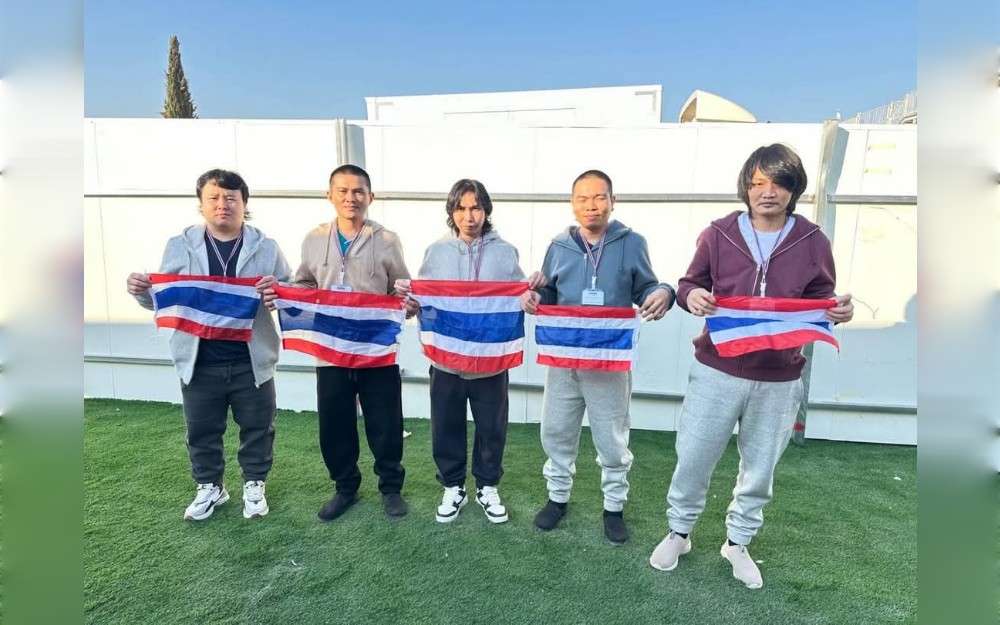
[521,169,674,544]
[127,169,290,522]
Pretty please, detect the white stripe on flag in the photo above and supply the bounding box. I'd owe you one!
[711,307,828,322]
[274,299,404,322]
[414,295,522,314]
[418,331,523,357]
[534,315,638,330]
[150,280,259,298]
[156,305,255,329]
[536,344,636,362]
[709,320,835,344]
[282,329,398,357]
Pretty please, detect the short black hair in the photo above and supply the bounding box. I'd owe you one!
[196,169,249,204]
[737,144,808,216]
[445,179,494,236]
[329,164,372,191]
[571,169,613,197]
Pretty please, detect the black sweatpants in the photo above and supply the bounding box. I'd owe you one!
[316,365,405,495]
[429,366,509,489]
[180,360,276,484]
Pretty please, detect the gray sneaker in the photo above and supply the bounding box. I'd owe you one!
[649,531,692,571]
[720,541,763,589]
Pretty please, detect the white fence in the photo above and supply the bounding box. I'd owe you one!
[84,117,916,444]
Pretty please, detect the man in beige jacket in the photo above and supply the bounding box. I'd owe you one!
[264,164,411,521]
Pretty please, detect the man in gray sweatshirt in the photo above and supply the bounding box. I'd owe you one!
[521,169,674,544]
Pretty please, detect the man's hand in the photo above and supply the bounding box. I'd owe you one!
[127,272,151,296]
[639,288,671,321]
[826,293,854,324]
[257,275,279,311]
[394,278,412,297]
[526,271,547,290]
[520,290,541,315]
[403,296,420,318]
[686,288,717,317]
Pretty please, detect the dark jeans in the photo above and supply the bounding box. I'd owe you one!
[316,365,405,495]
[180,360,276,484]
[429,367,509,489]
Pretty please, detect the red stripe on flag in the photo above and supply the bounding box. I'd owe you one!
[282,338,398,369]
[715,296,837,313]
[536,354,632,371]
[535,305,637,319]
[274,285,403,309]
[421,344,523,374]
[155,316,252,341]
[149,274,260,287]
[410,280,528,297]
[714,329,839,357]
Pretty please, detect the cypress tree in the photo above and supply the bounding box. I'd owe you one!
[161,35,198,118]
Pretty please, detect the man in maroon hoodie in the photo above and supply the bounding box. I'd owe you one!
[648,144,854,589]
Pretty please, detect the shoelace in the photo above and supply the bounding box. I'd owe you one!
[479,487,501,507]
[244,481,265,502]
[441,487,463,507]
[194,483,217,504]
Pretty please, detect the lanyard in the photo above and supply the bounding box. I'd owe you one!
[750,219,792,296]
[206,227,244,277]
[465,237,488,281]
[580,230,606,290]
[334,220,365,284]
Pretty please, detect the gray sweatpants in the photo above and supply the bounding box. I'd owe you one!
[666,360,803,545]
[540,367,633,512]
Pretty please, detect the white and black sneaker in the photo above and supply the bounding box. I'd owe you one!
[184,482,229,521]
[476,486,509,524]
[435,485,467,523]
[242,480,269,519]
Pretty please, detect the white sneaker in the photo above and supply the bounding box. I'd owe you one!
[242,480,269,519]
[720,541,764,589]
[475,486,509,523]
[649,531,692,571]
[435,486,467,523]
[183,483,229,521]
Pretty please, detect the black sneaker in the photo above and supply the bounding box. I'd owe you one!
[533,499,567,530]
[382,492,408,518]
[317,492,358,522]
[603,510,629,544]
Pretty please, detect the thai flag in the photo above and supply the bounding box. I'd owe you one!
[149,274,261,341]
[410,280,527,374]
[706,296,839,357]
[273,286,404,368]
[534,305,640,372]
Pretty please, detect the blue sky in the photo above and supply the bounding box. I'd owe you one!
[85,1,915,122]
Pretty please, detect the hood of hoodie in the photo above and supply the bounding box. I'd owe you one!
[550,219,631,252]
[709,211,822,263]
[418,229,524,282]
[182,222,265,275]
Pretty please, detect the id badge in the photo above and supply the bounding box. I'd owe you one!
[329,284,353,293]
[581,288,605,306]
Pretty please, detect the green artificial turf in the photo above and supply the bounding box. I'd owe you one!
[84,399,916,624]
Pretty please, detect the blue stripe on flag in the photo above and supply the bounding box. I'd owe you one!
[155,286,259,319]
[706,317,831,332]
[418,307,524,343]
[534,326,634,350]
[279,308,401,346]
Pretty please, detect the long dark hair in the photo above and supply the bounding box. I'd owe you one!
[445,178,494,236]
[736,144,807,216]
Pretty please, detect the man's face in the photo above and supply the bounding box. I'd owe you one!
[328,173,373,221]
[453,191,486,240]
[747,168,792,220]
[199,181,246,232]
[571,176,614,232]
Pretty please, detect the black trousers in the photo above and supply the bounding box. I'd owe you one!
[316,365,405,495]
[429,367,509,489]
[180,361,276,484]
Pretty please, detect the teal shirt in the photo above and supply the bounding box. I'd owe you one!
[337,230,352,255]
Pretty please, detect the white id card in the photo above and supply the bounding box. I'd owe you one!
[581,288,605,306]
[329,284,353,292]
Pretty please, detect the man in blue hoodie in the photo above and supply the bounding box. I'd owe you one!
[521,169,674,544]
